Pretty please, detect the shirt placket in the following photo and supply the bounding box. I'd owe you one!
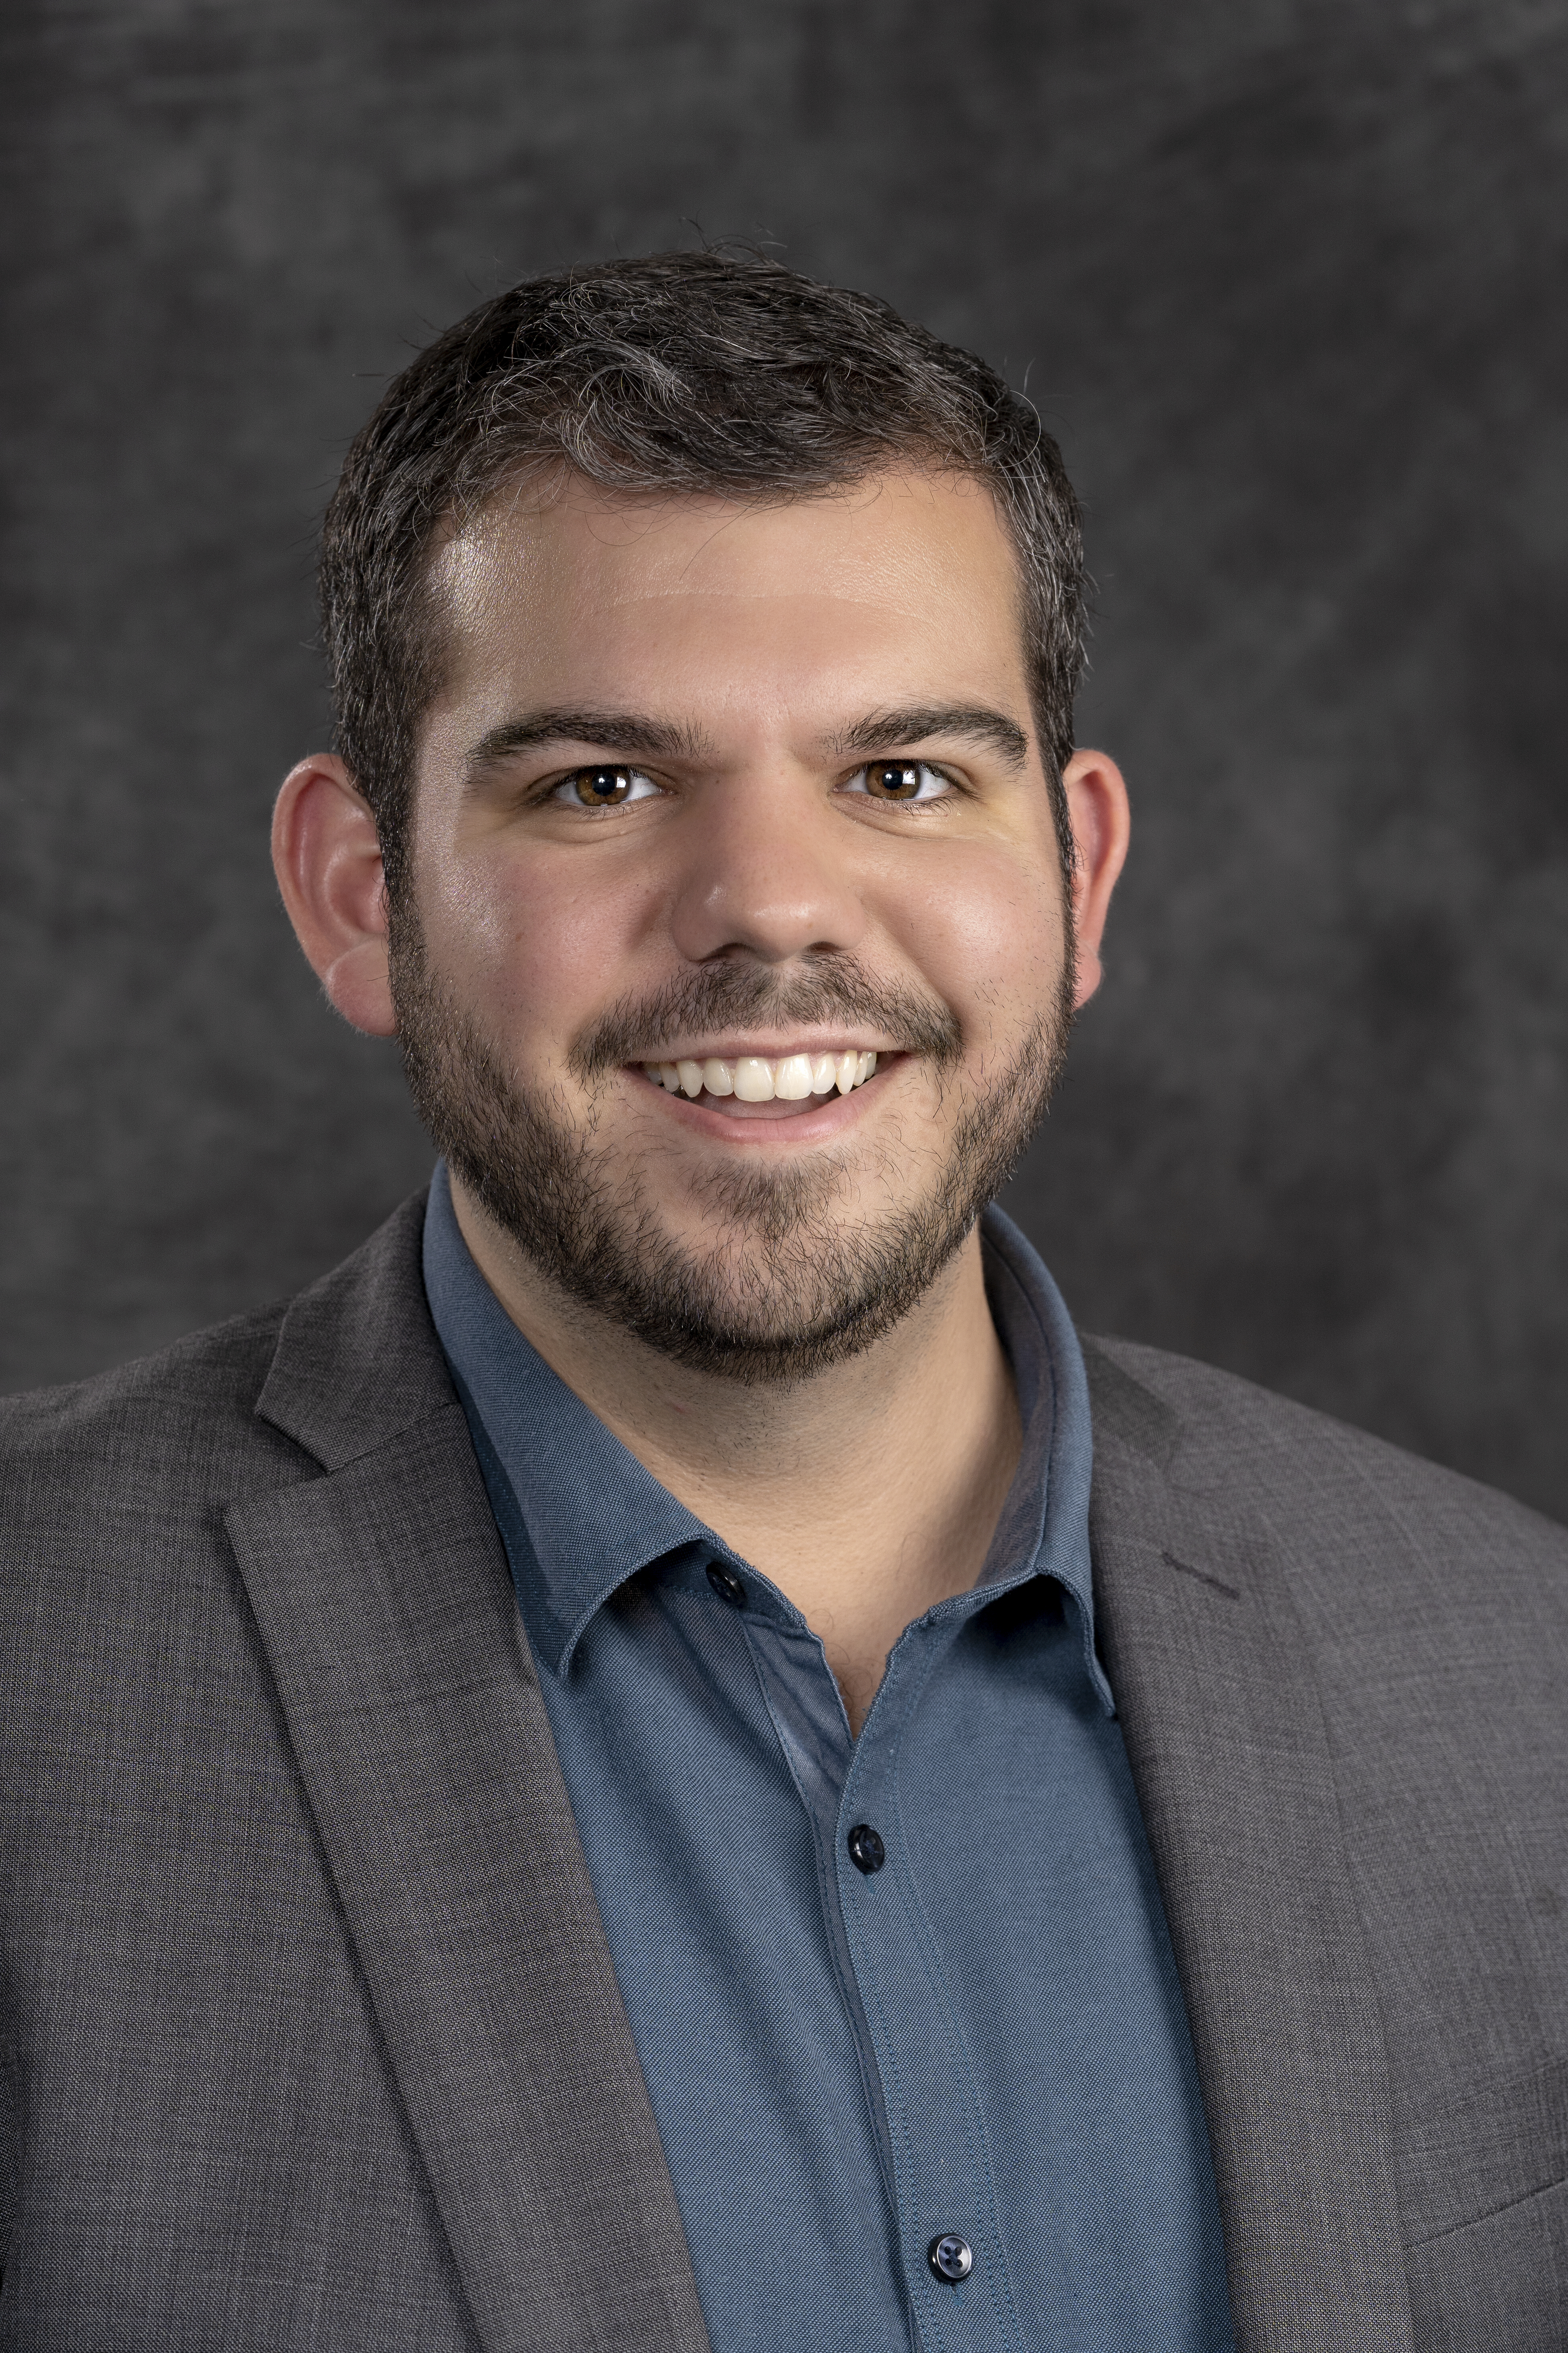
[743,1596,1027,2353]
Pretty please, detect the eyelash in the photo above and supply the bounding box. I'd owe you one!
[840,761,958,807]
[543,765,664,811]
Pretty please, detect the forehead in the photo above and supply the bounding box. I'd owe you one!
[425,467,1031,728]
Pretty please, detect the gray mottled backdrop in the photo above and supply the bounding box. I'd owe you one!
[3,0,1565,1518]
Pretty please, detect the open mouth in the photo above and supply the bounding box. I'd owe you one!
[639,1049,880,1118]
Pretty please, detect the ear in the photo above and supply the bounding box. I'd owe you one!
[1061,747,1131,1009]
[271,754,397,1037]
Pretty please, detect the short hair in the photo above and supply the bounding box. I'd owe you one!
[319,250,1087,898]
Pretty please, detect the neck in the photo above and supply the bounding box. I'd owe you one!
[449,1176,1022,1733]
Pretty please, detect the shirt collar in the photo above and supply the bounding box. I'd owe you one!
[422,1161,1110,1709]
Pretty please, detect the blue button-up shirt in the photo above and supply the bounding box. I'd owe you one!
[424,1164,1233,2350]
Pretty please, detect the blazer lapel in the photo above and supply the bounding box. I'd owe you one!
[224,1200,710,2353]
[1083,1341,1415,2353]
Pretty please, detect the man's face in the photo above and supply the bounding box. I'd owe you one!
[394,466,1082,1381]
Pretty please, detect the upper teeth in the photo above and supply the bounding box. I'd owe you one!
[643,1050,878,1101]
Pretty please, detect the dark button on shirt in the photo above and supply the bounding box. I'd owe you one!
[424,1163,1233,2351]
[847,1823,886,1875]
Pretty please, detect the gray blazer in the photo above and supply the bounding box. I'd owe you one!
[1,1195,1564,2351]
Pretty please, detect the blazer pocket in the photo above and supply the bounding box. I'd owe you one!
[1403,2173,1568,2353]
[1395,2050,1568,2248]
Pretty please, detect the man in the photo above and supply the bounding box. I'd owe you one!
[1,253,1563,2353]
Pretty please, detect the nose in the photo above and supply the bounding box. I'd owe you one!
[666,770,870,966]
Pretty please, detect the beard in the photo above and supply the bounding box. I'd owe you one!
[390,910,1075,1386]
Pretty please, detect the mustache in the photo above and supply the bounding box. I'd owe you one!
[569,954,963,1080]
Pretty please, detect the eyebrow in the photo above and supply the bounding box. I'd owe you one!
[464,709,715,776]
[829,705,1031,770]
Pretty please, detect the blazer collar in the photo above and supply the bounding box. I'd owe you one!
[230,1194,710,2353]
[1084,1337,1416,2353]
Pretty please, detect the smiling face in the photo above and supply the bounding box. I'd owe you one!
[391,464,1093,1380]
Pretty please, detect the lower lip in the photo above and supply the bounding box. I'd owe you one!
[627,1061,892,1141]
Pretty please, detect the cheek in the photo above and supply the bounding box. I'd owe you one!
[886,844,1068,1039]
[424,846,662,1064]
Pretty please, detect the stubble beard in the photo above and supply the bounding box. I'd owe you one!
[389,906,1076,1386]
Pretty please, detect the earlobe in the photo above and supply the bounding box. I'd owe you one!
[1060,747,1131,1010]
[318,935,397,1037]
[271,755,398,1038]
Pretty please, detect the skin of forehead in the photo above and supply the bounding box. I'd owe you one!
[421,466,1034,745]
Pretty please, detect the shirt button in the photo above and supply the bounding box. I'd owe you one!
[846,1823,885,1873]
[705,1562,747,1608]
[927,2233,974,2283]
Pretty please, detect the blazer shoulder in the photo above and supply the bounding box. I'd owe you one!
[1081,1328,1568,1573]
[0,1190,456,1579]
[0,1189,442,1507]
[0,1300,311,1533]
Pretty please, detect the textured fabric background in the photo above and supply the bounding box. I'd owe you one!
[2,0,1564,1519]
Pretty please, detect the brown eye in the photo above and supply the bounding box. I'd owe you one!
[551,765,660,809]
[850,760,950,804]
[866,762,922,800]
[570,765,634,805]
